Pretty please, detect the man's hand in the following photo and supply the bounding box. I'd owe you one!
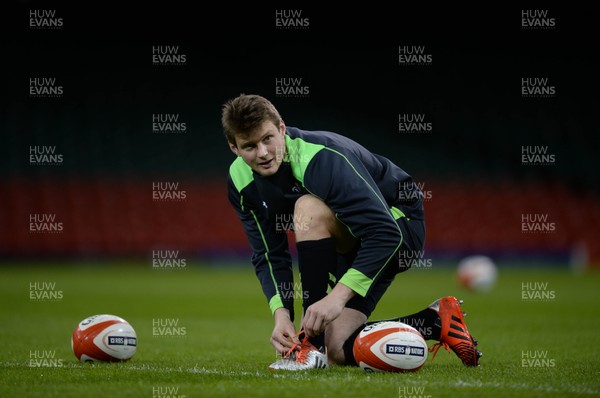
[301,283,356,337]
[270,308,300,355]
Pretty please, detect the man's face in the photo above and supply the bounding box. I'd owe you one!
[229,120,286,177]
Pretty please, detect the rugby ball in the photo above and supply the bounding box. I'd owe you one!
[457,255,498,292]
[71,314,137,362]
[353,321,427,372]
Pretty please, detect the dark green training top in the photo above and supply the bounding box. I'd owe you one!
[227,127,424,315]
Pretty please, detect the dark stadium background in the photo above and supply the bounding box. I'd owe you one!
[2,5,599,267]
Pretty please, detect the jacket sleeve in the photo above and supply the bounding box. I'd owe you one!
[303,148,403,298]
[227,175,295,318]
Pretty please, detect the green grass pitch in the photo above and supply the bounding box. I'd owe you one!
[1,262,599,398]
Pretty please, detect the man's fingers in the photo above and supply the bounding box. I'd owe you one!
[301,309,322,337]
[303,317,320,337]
[270,338,286,354]
[271,335,294,354]
[300,313,312,337]
[304,318,322,337]
[275,336,292,350]
[302,307,315,337]
[283,328,300,346]
[272,330,297,352]
[302,326,314,338]
[290,334,301,345]
[312,317,324,336]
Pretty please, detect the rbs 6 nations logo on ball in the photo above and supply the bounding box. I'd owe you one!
[71,314,137,362]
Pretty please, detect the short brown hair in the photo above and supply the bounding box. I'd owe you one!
[221,94,282,146]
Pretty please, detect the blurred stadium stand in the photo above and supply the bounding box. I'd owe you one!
[2,177,599,266]
[2,6,599,267]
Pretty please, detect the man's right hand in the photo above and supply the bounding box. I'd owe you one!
[270,308,300,355]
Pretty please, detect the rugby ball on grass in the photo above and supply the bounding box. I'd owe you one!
[457,255,498,292]
[353,321,427,372]
[71,314,137,362]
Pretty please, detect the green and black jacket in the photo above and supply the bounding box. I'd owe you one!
[227,127,424,315]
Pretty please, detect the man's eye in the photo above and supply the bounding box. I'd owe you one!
[263,136,271,142]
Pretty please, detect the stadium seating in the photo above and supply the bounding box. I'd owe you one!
[2,178,598,267]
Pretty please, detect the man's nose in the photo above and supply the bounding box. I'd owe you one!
[257,143,269,158]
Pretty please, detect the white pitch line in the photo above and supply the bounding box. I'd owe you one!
[2,362,598,395]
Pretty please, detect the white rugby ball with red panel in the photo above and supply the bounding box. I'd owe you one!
[353,321,427,372]
[71,314,137,362]
[457,255,498,292]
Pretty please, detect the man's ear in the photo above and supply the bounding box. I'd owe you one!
[228,140,239,156]
[279,120,286,135]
